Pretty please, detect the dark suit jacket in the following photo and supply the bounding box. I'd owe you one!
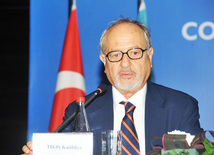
[61,81,203,154]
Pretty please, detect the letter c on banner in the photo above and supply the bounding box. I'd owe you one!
[182,22,197,41]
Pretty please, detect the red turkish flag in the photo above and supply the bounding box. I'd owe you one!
[49,2,85,132]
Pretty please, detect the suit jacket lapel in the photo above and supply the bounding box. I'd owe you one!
[145,81,165,153]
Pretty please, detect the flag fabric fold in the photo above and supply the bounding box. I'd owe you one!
[138,0,147,27]
[49,0,85,132]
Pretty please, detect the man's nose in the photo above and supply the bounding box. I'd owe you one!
[120,53,131,67]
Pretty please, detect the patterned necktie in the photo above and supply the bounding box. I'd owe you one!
[120,101,140,155]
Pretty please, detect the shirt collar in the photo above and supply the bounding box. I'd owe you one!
[112,83,147,111]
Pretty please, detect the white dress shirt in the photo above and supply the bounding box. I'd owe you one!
[113,83,147,155]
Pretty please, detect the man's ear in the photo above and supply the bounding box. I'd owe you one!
[99,53,106,65]
[148,47,153,67]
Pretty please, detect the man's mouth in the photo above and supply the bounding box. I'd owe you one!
[119,71,135,79]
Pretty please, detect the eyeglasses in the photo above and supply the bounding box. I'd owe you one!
[105,48,147,62]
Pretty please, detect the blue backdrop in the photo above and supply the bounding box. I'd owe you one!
[28,0,214,140]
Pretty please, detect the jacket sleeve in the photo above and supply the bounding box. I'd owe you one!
[179,96,204,135]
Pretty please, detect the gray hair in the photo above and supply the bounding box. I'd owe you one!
[99,18,151,54]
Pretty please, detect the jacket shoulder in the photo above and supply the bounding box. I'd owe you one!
[148,81,197,102]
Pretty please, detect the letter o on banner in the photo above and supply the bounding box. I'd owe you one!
[198,21,214,40]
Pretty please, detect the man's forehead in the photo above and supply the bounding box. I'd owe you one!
[105,23,146,51]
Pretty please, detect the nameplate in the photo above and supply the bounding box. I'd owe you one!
[33,132,93,155]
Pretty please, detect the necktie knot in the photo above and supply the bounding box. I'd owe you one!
[120,101,136,115]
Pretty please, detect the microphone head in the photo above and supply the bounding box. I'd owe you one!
[96,83,107,94]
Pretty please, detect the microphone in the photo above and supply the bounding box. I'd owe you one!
[53,83,107,133]
[84,83,107,107]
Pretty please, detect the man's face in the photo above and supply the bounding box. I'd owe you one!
[100,23,153,97]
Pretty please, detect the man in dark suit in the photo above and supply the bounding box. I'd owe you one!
[61,18,203,154]
[22,18,203,155]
